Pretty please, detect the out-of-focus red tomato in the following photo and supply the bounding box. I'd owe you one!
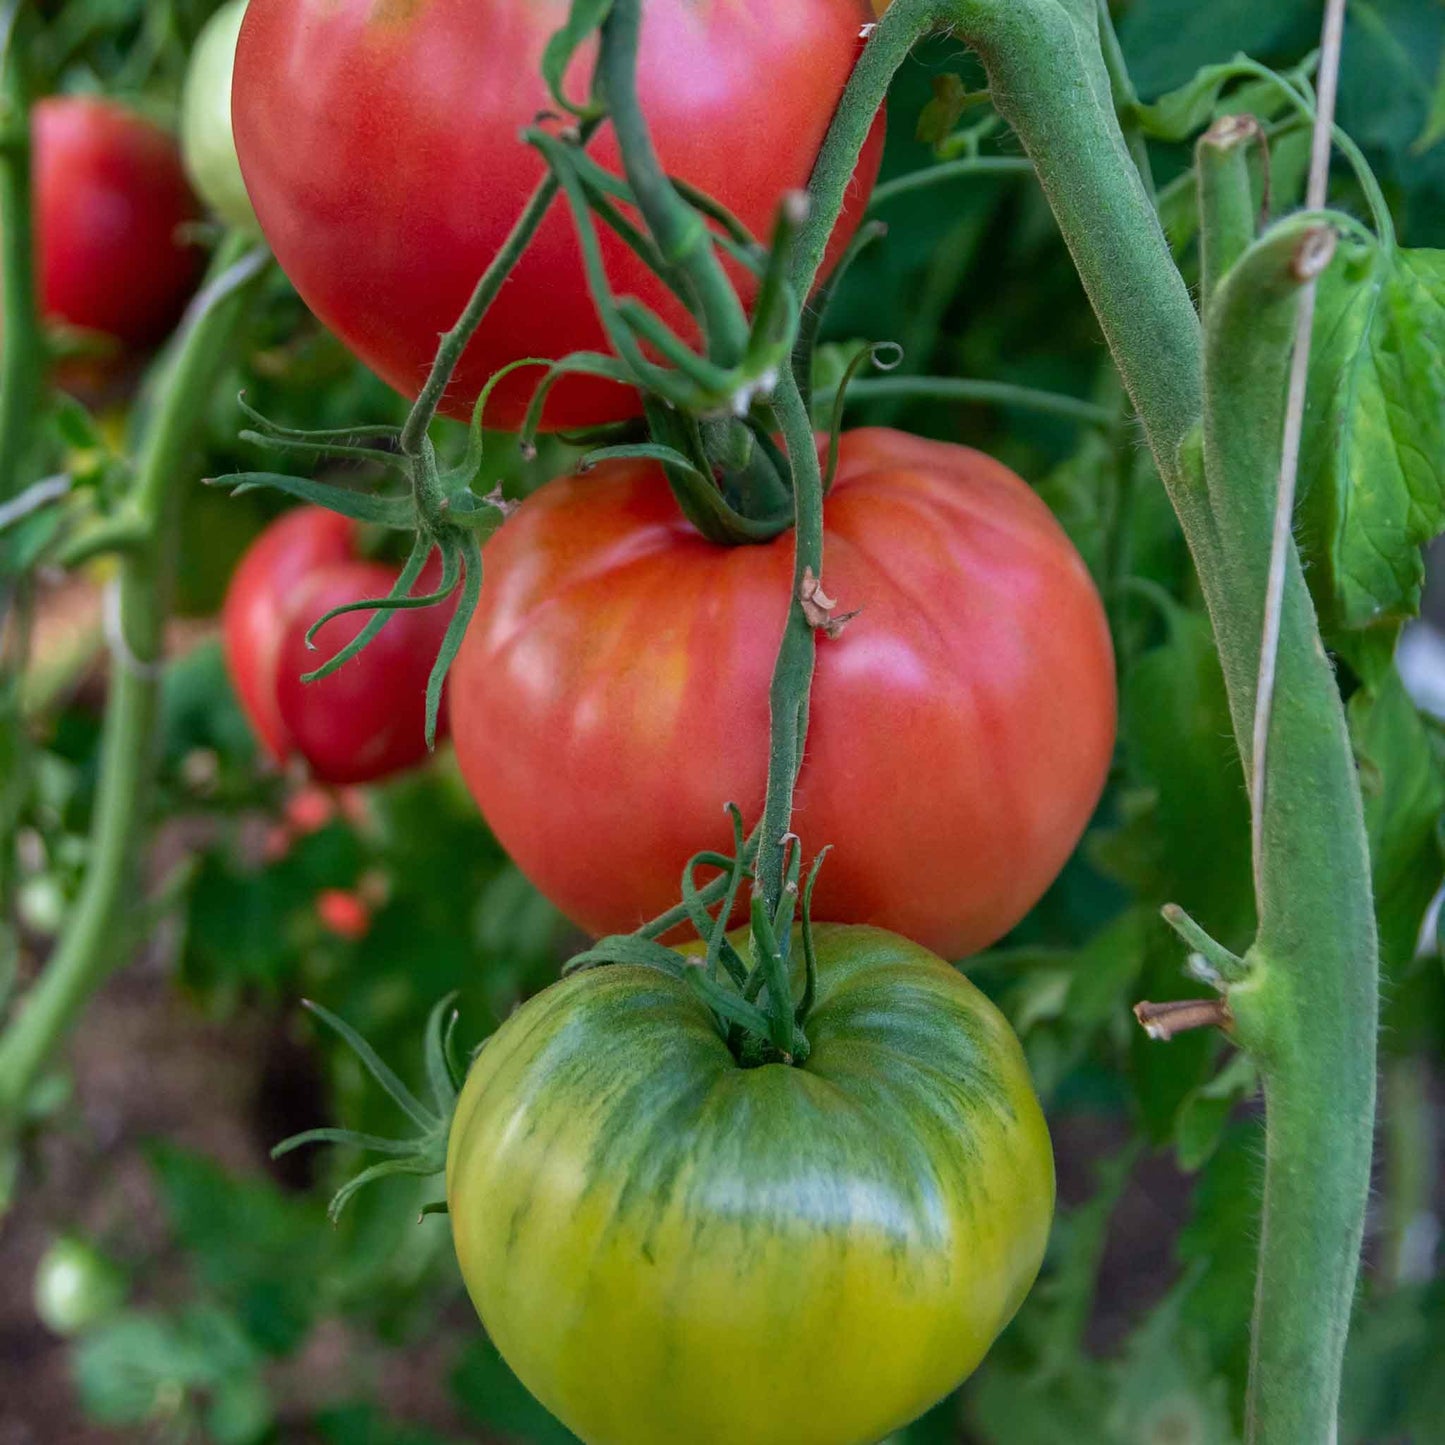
[223,509,456,785]
[33,97,202,349]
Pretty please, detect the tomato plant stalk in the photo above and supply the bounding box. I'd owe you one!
[798,1,1376,1439]
[0,0,43,1012]
[0,235,267,1161]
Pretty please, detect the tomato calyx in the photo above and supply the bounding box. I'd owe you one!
[272,995,465,1221]
[213,396,508,747]
[566,806,831,1068]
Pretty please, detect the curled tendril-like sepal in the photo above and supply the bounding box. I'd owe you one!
[207,471,415,528]
[423,527,483,747]
[271,994,464,1223]
[563,934,694,979]
[441,356,554,495]
[539,0,613,119]
[792,218,888,402]
[821,341,904,494]
[300,532,444,667]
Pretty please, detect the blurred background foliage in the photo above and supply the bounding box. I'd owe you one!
[2,0,1443,1441]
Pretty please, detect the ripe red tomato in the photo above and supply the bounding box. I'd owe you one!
[449,429,1117,960]
[33,97,202,349]
[231,0,884,433]
[223,508,456,785]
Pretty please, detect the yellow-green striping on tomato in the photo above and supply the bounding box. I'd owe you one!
[446,925,1054,1445]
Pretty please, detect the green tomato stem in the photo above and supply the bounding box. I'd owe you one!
[796,2,1376,1437]
[0,0,40,507]
[0,0,42,1012]
[1201,218,1375,1445]
[597,0,750,372]
[754,369,823,930]
[1093,0,1155,197]
[1196,117,1262,314]
[868,155,1034,208]
[0,234,266,1150]
[818,373,1112,427]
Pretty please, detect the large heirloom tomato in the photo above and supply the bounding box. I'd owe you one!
[449,428,1116,960]
[33,97,202,349]
[223,508,455,785]
[447,925,1055,1445]
[231,0,884,433]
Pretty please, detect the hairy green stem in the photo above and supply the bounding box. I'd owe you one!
[1094,0,1154,196]
[0,0,42,1007]
[754,370,824,921]
[1197,117,1262,312]
[0,0,40,504]
[1202,219,1375,1445]
[797,2,1376,1437]
[868,155,1033,208]
[0,235,266,1141]
[598,0,749,368]
[818,373,1111,426]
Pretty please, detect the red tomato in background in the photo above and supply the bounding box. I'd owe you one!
[231,0,884,433]
[223,508,457,786]
[449,429,1117,960]
[316,888,371,940]
[33,97,202,349]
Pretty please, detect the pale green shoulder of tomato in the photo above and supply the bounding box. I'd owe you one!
[181,0,259,234]
[446,923,1054,1445]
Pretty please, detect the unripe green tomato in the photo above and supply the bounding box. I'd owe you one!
[33,1236,126,1336]
[446,924,1055,1445]
[181,0,258,233]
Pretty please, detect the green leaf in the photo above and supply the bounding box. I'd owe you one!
[1100,610,1254,945]
[1299,244,1445,671]
[1119,0,1317,96]
[1108,1291,1240,1445]
[73,1307,270,1443]
[1174,1053,1259,1172]
[314,1404,463,1445]
[149,1144,331,1357]
[1132,60,1261,142]
[540,0,612,117]
[1348,666,1445,979]
[1417,46,1445,154]
[1338,0,1445,161]
[1176,1122,1265,1399]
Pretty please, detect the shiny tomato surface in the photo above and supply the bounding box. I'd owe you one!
[33,97,202,348]
[231,0,884,432]
[223,508,456,785]
[449,428,1117,959]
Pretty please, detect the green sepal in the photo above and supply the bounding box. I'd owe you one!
[207,472,413,529]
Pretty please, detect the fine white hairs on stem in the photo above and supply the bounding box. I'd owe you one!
[1248,0,1347,886]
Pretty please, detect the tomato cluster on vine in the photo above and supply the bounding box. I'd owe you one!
[206,3,1124,1442]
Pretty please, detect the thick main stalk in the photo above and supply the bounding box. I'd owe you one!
[0,237,266,1142]
[796,2,1377,1438]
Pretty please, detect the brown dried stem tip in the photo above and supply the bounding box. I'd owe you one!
[1133,996,1233,1042]
[799,567,860,639]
